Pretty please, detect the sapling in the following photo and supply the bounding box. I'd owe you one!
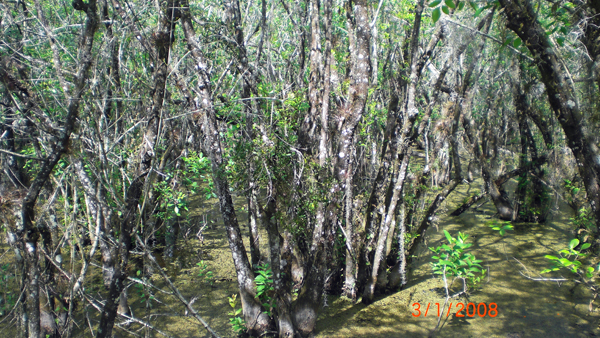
[538,238,598,311]
[429,230,485,333]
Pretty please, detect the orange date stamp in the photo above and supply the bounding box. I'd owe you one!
[411,302,498,317]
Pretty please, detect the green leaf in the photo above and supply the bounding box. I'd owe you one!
[559,258,573,266]
[545,255,559,260]
[432,7,441,23]
[458,1,465,10]
[469,1,478,11]
[429,0,442,7]
[557,36,565,47]
[444,230,452,243]
[513,38,522,48]
[569,238,579,250]
[442,5,449,14]
[444,0,456,9]
[581,243,591,250]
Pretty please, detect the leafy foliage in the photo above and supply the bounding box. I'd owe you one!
[542,238,595,278]
[197,261,215,286]
[227,294,246,335]
[487,220,513,236]
[430,230,485,288]
[254,263,276,317]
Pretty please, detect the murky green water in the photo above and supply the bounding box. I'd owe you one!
[315,181,600,338]
[153,179,600,338]
[2,180,598,338]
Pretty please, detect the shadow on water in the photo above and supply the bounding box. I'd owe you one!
[314,180,600,338]
[1,180,592,337]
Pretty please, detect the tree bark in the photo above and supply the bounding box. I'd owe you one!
[179,3,273,335]
[1,1,100,336]
[499,0,600,226]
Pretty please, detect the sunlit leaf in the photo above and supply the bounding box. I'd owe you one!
[559,258,573,266]
[569,238,579,250]
[444,230,452,243]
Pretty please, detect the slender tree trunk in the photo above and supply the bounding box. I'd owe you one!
[357,0,426,298]
[299,0,323,150]
[225,0,264,268]
[97,1,177,335]
[363,150,410,304]
[0,2,100,336]
[500,0,600,227]
[179,3,273,334]
[293,0,370,333]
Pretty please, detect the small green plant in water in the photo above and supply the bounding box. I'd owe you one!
[255,263,276,316]
[134,278,155,307]
[487,220,514,236]
[429,230,485,289]
[227,294,246,335]
[197,261,215,286]
[571,207,595,231]
[429,230,485,333]
[542,238,595,277]
[183,152,217,200]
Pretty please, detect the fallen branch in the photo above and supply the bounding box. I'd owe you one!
[82,294,175,338]
[451,192,486,216]
[513,257,567,282]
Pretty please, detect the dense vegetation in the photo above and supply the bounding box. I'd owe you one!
[0,0,599,337]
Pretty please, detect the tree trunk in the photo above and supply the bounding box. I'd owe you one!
[1,1,100,336]
[363,150,410,304]
[500,0,600,227]
[180,3,273,334]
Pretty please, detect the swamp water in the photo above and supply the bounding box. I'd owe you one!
[145,180,600,338]
[314,188,600,338]
[1,181,599,338]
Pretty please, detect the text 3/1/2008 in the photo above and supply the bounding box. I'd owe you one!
[412,302,498,317]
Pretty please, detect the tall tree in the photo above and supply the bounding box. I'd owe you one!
[499,0,600,227]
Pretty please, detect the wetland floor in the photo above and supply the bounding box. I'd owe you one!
[1,180,599,338]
